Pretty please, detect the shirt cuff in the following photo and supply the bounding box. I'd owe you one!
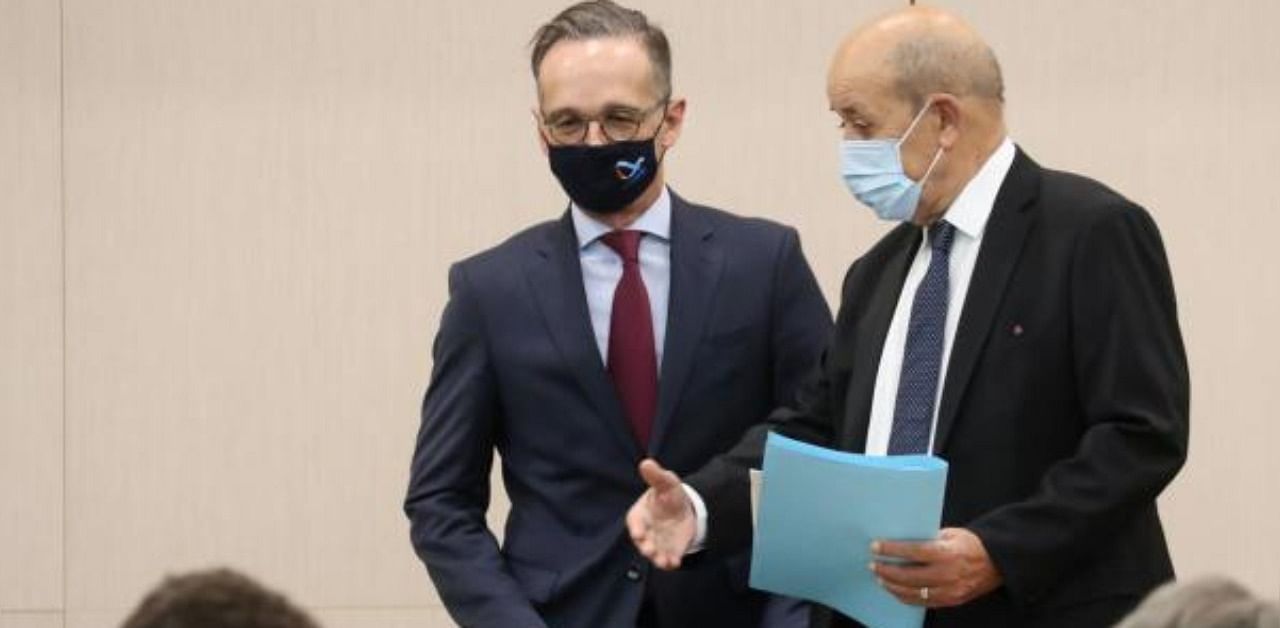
[681,483,709,553]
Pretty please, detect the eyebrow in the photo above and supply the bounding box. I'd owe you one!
[834,104,873,120]
[829,80,870,110]
[544,102,645,120]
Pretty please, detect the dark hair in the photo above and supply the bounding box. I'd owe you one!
[120,568,319,628]
[530,0,672,99]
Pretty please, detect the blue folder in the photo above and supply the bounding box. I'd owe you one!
[749,432,948,628]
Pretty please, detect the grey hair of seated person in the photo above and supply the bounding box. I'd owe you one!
[1115,576,1280,628]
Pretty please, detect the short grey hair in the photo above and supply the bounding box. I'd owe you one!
[530,0,672,99]
[1115,576,1280,628]
[888,33,1004,108]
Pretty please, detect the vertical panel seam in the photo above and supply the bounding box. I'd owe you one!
[58,0,67,625]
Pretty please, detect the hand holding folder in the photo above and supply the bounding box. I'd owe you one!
[748,433,949,628]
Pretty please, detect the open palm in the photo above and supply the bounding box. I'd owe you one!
[625,459,696,570]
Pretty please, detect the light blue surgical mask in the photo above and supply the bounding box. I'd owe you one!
[840,102,944,222]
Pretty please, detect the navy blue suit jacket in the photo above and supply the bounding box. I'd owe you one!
[405,193,832,628]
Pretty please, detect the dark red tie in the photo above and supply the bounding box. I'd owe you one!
[601,230,657,449]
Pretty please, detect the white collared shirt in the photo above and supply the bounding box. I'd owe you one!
[864,137,1017,455]
[570,187,672,367]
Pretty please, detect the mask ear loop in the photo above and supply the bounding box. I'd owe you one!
[916,145,945,185]
[649,101,671,167]
[897,99,945,184]
[896,99,935,148]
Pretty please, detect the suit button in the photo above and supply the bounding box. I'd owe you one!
[626,564,642,582]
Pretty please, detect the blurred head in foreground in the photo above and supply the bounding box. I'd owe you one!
[120,567,319,628]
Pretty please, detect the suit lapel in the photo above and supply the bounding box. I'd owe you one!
[526,212,640,459]
[649,195,723,454]
[934,149,1042,451]
[842,226,920,451]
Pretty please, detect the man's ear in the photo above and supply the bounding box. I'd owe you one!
[932,94,962,150]
[658,97,687,151]
[532,108,549,156]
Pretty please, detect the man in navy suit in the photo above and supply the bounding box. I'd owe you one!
[404,2,832,626]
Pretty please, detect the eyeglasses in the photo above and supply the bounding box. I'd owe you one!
[539,99,668,146]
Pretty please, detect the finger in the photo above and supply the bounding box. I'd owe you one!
[656,553,683,571]
[873,538,944,563]
[638,458,682,493]
[872,560,947,589]
[638,537,656,559]
[878,578,933,607]
[625,501,650,542]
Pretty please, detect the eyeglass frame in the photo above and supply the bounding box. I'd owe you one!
[536,98,670,146]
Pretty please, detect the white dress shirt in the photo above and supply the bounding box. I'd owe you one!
[864,137,1015,455]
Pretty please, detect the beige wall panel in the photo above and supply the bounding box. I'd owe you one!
[59,0,556,614]
[65,611,118,628]
[0,0,64,612]
[310,607,455,628]
[0,612,63,628]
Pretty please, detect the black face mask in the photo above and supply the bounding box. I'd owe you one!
[547,131,662,215]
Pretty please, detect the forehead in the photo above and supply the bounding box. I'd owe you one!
[537,36,659,111]
[826,41,899,116]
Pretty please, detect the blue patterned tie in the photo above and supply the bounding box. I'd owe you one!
[888,220,957,455]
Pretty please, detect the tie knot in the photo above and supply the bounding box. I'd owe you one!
[601,230,644,263]
[928,220,956,255]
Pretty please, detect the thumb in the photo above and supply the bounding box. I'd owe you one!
[638,458,681,494]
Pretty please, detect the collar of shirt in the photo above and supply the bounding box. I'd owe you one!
[934,137,1016,240]
[570,186,672,249]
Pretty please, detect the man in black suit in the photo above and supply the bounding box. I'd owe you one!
[404,2,831,627]
[627,7,1189,627]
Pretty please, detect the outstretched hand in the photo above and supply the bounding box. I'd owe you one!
[625,459,696,570]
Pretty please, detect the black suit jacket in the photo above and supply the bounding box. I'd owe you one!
[687,149,1190,628]
[405,192,832,628]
